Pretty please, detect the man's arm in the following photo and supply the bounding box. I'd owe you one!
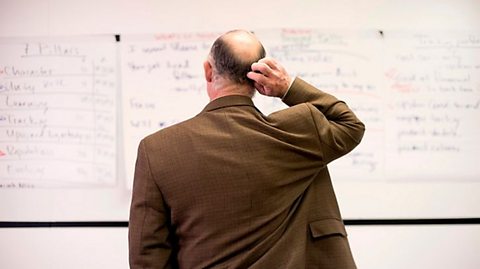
[248,57,365,164]
[129,140,176,269]
[282,77,365,163]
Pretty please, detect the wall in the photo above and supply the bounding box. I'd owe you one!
[0,0,479,268]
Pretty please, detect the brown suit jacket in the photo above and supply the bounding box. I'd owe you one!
[129,77,365,268]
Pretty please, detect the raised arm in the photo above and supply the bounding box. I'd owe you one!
[247,57,365,164]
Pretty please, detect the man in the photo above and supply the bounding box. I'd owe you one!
[129,29,365,268]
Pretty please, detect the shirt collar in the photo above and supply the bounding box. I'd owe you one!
[200,95,256,113]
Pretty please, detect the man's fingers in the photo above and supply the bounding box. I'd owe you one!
[250,62,273,77]
[247,71,269,86]
[247,71,262,82]
[249,57,290,97]
[247,72,269,95]
[258,57,280,71]
[254,82,267,95]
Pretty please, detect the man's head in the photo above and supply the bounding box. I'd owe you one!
[204,30,266,100]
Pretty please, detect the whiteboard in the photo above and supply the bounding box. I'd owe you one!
[0,36,129,221]
[1,29,479,221]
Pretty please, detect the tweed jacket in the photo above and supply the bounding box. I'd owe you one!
[129,77,365,268]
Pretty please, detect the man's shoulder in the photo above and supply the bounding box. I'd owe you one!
[144,116,197,142]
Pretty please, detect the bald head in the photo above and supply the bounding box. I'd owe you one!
[222,30,264,62]
[209,30,266,86]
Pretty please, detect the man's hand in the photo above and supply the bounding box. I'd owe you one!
[247,57,292,98]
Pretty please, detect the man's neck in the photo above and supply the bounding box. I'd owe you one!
[209,80,254,101]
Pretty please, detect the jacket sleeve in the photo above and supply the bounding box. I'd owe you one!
[129,139,176,269]
[282,77,366,165]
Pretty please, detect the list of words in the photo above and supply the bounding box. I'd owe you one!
[384,32,480,180]
[0,37,117,188]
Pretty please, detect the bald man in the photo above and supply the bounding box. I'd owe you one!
[129,30,365,268]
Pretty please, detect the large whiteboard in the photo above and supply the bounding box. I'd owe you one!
[1,29,479,221]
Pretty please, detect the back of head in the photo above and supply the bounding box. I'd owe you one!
[209,30,266,87]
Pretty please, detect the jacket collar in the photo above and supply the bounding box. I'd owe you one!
[201,95,256,113]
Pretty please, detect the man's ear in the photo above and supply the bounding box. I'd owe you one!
[203,60,213,82]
